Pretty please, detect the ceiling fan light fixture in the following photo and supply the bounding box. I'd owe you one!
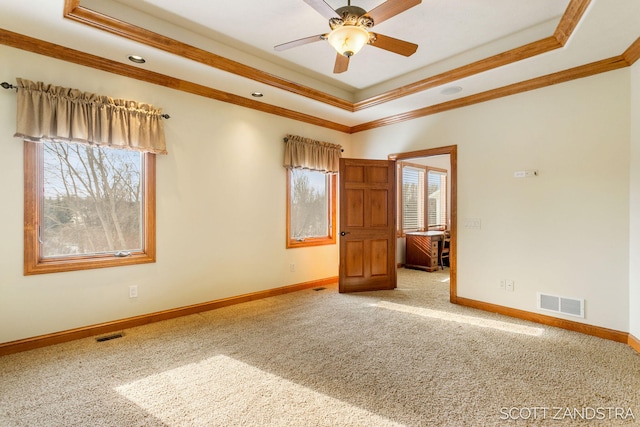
[327,25,369,57]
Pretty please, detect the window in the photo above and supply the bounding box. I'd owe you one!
[401,165,425,231]
[24,141,156,274]
[286,168,336,248]
[427,169,448,229]
[398,162,448,235]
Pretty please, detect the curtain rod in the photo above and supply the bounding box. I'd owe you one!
[283,137,344,152]
[1,81,171,119]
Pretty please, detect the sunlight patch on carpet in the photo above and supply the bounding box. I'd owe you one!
[115,355,404,427]
[374,301,544,336]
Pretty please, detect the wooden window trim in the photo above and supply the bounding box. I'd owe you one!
[23,141,156,275]
[286,170,336,249]
[426,166,448,231]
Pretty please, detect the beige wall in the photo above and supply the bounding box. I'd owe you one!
[630,60,640,340]
[0,43,636,344]
[351,69,631,331]
[0,45,348,343]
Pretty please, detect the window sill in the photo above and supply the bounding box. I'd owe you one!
[24,252,155,275]
[286,237,336,249]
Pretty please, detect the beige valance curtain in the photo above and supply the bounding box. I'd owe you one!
[283,134,341,173]
[13,78,167,154]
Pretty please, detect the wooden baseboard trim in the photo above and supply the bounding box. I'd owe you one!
[455,297,629,343]
[629,334,640,354]
[0,276,338,357]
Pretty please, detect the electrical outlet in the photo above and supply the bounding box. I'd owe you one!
[129,285,138,298]
[500,280,506,290]
[505,280,514,292]
[289,263,295,272]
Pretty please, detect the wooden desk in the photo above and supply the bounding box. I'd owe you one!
[405,231,444,272]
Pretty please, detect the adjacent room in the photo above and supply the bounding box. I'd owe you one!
[1,0,639,425]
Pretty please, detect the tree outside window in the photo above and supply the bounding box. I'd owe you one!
[42,142,143,257]
[24,141,156,274]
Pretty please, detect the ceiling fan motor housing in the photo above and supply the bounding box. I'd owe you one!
[330,6,374,29]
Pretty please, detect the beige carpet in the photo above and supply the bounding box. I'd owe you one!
[1,268,639,426]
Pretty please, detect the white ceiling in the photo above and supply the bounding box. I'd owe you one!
[104,0,568,90]
[1,0,639,128]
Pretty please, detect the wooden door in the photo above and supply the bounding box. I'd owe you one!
[339,158,396,293]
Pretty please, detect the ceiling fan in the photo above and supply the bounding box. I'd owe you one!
[274,0,421,73]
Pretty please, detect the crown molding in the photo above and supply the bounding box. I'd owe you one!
[623,37,640,65]
[63,0,590,113]
[0,29,351,133]
[62,0,355,112]
[351,55,630,133]
[4,0,638,134]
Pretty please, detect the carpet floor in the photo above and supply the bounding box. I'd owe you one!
[1,268,639,426]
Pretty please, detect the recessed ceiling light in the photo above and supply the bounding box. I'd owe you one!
[128,55,146,64]
[251,92,264,98]
[440,86,462,96]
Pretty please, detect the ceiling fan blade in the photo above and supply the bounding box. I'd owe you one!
[333,53,349,73]
[303,0,340,20]
[370,33,418,57]
[365,0,421,26]
[274,34,326,51]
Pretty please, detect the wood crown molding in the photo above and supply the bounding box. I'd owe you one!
[553,0,591,45]
[62,0,355,113]
[0,276,339,356]
[351,55,630,133]
[623,37,640,65]
[354,0,591,111]
[2,0,634,135]
[62,0,590,113]
[0,29,350,134]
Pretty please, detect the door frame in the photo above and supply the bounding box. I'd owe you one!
[389,145,457,303]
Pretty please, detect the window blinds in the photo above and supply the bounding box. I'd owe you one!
[428,170,447,228]
[402,166,425,231]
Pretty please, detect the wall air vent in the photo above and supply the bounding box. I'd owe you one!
[537,292,584,318]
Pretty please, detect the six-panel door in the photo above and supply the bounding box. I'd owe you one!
[339,158,396,293]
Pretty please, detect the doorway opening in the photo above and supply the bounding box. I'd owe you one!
[389,145,457,303]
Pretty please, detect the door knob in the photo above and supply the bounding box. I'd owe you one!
[340,231,350,236]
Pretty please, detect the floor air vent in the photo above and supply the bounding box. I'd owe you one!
[537,293,584,318]
[96,333,123,342]
[313,287,326,291]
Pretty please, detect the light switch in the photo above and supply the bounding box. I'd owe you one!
[463,218,481,230]
[514,170,538,178]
